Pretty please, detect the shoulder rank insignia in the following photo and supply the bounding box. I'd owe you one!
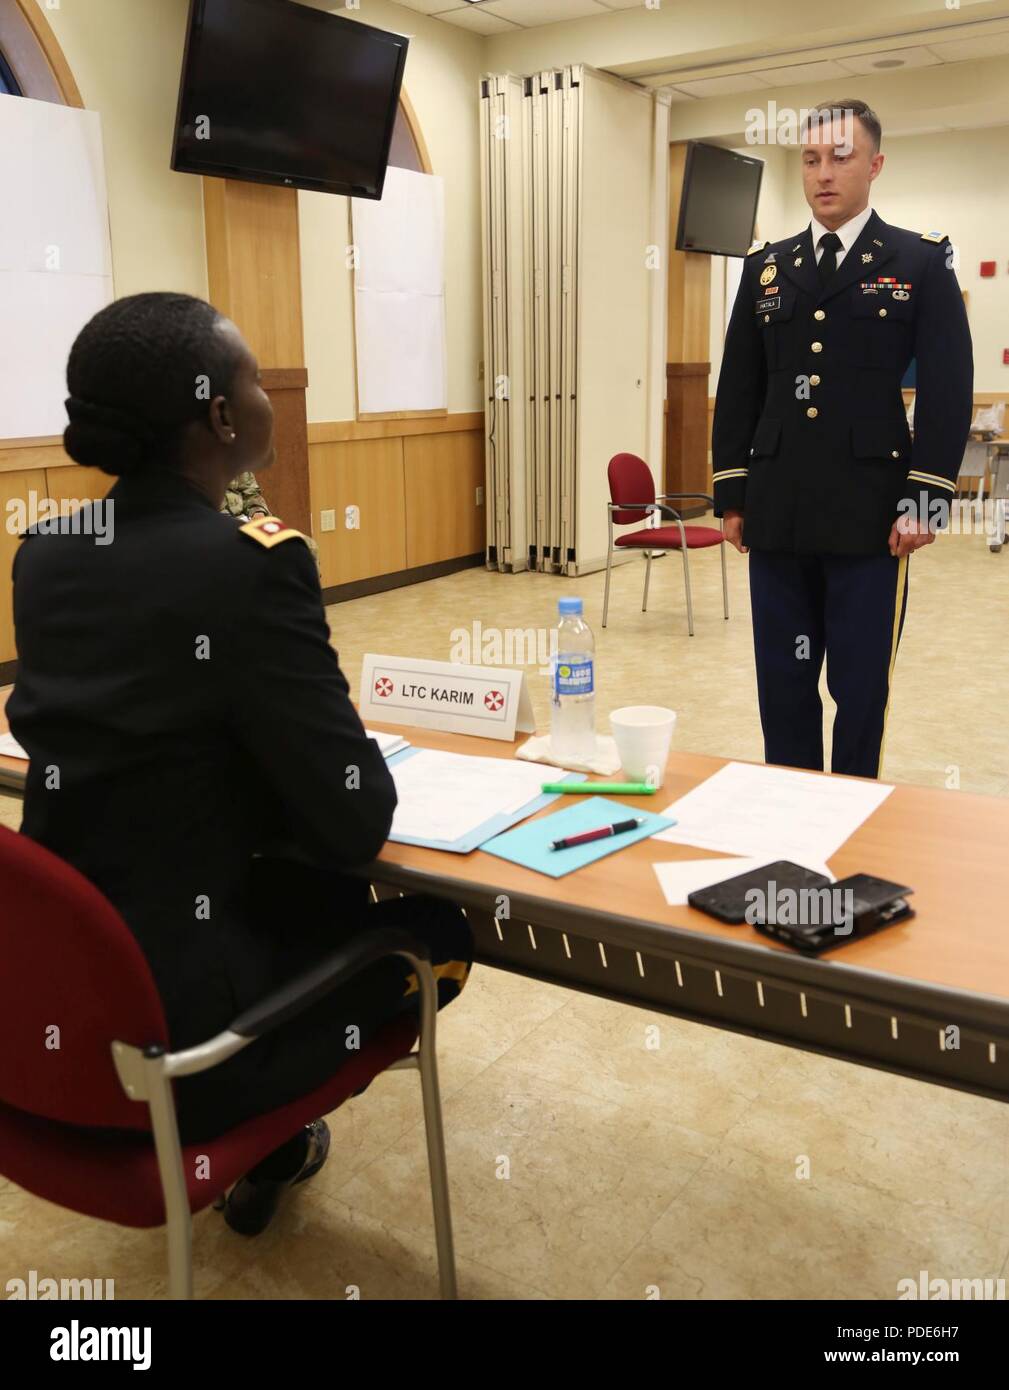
[238,514,305,549]
[746,241,769,256]
[920,230,947,243]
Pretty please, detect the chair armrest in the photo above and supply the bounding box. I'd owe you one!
[607,501,678,522]
[148,927,432,1082]
[230,927,430,1039]
[657,492,716,509]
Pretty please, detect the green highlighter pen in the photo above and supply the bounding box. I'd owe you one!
[540,781,657,795]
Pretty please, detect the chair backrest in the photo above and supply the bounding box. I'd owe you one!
[608,453,656,526]
[0,825,168,1130]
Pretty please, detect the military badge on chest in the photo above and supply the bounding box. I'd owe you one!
[859,277,912,301]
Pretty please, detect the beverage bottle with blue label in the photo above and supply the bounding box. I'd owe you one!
[550,597,596,762]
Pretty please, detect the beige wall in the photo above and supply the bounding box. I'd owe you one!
[297,1,485,422]
[39,0,208,302]
[36,0,485,424]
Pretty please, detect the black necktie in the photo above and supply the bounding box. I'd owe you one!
[818,231,842,285]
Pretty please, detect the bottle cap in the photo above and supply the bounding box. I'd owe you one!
[558,597,583,616]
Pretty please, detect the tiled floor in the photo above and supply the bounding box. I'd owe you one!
[3,518,1008,1298]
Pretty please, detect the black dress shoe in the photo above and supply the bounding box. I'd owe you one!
[223,1119,331,1237]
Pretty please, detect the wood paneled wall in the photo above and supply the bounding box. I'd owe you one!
[308,414,484,590]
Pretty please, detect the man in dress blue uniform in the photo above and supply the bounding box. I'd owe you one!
[712,99,973,778]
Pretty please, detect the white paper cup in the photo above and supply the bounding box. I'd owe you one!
[609,706,677,788]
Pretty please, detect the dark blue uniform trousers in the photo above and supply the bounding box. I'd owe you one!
[748,549,910,779]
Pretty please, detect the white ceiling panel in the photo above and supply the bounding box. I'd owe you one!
[673,72,773,98]
[836,46,941,75]
[478,0,609,25]
[438,6,519,33]
[755,60,852,86]
[926,31,1009,62]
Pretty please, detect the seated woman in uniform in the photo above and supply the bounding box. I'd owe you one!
[8,292,472,1236]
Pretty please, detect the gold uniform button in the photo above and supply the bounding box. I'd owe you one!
[811,341,823,353]
[891,450,899,458]
[878,308,888,318]
[764,314,770,323]
[806,407,818,419]
[814,309,826,321]
[810,374,821,386]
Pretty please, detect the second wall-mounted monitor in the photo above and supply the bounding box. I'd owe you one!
[675,142,764,257]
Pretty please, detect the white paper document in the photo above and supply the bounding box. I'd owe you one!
[389,749,557,844]
[366,728,410,759]
[654,762,893,864]
[0,733,28,761]
[653,856,835,907]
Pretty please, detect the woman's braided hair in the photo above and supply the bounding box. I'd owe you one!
[64,292,243,477]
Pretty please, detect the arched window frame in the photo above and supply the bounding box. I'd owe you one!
[0,0,81,106]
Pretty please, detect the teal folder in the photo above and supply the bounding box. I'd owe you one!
[480,796,675,879]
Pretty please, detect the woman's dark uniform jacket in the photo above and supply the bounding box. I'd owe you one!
[8,468,471,1140]
[711,209,973,553]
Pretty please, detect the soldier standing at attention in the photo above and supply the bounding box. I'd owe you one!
[712,99,973,778]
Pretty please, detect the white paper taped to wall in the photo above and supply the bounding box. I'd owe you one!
[0,95,113,438]
[352,166,447,414]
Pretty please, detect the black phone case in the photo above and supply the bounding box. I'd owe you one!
[754,873,915,953]
[688,860,833,925]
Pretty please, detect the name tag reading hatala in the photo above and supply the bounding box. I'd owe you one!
[359,654,536,742]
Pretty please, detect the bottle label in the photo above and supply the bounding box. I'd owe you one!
[555,658,594,697]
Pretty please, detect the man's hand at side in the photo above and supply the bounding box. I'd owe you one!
[888,512,937,558]
[723,509,748,554]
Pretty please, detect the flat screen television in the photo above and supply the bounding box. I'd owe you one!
[674,142,764,257]
[171,0,409,199]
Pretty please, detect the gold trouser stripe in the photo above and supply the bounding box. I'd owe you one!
[876,555,909,779]
[403,958,470,998]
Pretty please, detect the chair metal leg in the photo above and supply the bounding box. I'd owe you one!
[681,545,694,636]
[602,524,614,628]
[720,538,729,620]
[166,1207,194,1300]
[415,961,458,1300]
[642,551,652,612]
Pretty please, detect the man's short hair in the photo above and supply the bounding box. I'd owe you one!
[803,98,882,152]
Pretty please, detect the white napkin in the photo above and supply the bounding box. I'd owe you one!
[515,732,623,776]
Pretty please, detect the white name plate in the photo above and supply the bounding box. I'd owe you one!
[359,654,536,742]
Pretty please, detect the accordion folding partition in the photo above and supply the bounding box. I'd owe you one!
[480,66,665,577]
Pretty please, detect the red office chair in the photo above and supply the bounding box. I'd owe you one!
[603,453,729,636]
[0,825,458,1299]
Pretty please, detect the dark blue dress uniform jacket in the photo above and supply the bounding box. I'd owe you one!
[711,209,973,555]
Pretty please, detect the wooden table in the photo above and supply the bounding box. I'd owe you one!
[362,720,1009,1105]
[5,693,1009,1102]
[0,687,24,792]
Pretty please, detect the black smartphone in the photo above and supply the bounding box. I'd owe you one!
[688,860,833,925]
[753,873,915,954]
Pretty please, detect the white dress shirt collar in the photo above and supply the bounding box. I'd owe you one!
[810,205,873,263]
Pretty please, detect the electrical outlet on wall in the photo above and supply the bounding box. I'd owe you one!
[320,509,336,532]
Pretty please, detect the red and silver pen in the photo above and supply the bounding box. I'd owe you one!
[550,817,645,851]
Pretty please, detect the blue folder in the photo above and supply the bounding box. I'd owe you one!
[385,746,588,853]
[480,796,676,878]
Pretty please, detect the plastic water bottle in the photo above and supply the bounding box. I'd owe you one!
[550,597,596,762]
